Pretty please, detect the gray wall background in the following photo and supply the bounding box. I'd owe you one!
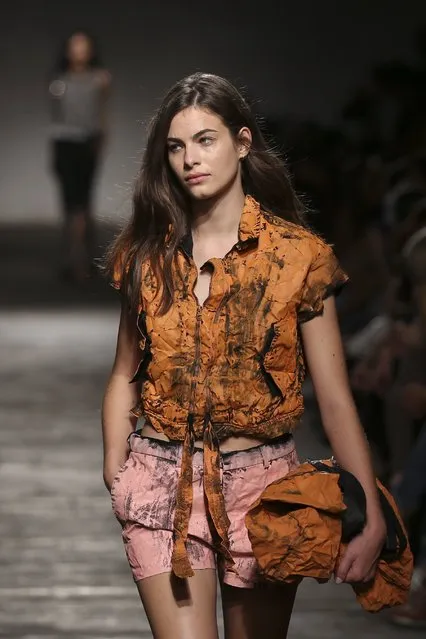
[2,0,426,223]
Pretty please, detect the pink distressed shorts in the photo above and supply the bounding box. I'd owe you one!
[110,432,299,588]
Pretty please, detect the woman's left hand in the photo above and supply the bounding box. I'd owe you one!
[335,520,387,584]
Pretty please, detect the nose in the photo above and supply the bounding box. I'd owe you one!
[183,143,200,169]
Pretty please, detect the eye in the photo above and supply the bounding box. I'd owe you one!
[167,142,183,154]
[199,136,214,146]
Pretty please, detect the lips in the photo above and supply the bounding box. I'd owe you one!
[185,173,209,184]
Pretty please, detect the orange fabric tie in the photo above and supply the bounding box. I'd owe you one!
[171,417,235,578]
[171,416,195,578]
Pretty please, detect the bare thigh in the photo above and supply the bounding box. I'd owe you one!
[136,569,219,639]
[221,582,298,639]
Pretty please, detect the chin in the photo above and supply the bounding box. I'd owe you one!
[188,188,217,201]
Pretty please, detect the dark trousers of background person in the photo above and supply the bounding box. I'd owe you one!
[384,345,426,476]
[385,343,426,566]
[52,135,101,280]
[394,423,426,566]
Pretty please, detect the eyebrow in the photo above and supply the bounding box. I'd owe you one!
[167,128,218,142]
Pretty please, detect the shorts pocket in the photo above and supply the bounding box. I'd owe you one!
[110,455,133,524]
[125,453,179,531]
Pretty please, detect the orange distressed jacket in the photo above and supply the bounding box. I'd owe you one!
[245,461,413,611]
[112,195,349,578]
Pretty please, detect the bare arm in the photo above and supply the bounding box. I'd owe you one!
[301,296,383,525]
[102,300,140,491]
[300,296,386,582]
[97,69,112,146]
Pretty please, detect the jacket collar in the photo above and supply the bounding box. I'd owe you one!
[237,194,262,244]
[179,194,261,258]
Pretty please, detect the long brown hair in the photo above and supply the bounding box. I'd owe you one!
[105,72,306,314]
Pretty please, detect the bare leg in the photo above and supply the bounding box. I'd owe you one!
[221,581,298,639]
[59,214,73,277]
[136,569,219,639]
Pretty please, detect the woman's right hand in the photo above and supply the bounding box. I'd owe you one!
[103,459,126,493]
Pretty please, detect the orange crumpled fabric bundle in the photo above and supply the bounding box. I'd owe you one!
[245,461,413,612]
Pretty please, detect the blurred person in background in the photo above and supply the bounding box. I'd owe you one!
[49,30,111,283]
[370,169,426,481]
[391,422,426,628]
[332,156,391,475]
[387,193,426,629]
[351,183,426,629]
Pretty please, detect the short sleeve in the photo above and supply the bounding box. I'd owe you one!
[298,238,349,323]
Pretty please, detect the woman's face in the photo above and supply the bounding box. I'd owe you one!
[67,33,93,67]
[167,106,251,201]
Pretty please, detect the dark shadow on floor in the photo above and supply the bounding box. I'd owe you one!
[1,222,120,310]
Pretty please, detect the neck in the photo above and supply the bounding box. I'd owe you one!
[191,184,246,240]
[69,63,88,73]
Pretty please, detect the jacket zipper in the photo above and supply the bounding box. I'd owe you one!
[188,305,203,416]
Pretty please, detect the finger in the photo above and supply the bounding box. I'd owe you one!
[362,567,376,584]
[345,566,364,584]
[335,551,356,584]
[346,561,375,584]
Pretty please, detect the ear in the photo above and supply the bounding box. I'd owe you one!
[237,127,252,159]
